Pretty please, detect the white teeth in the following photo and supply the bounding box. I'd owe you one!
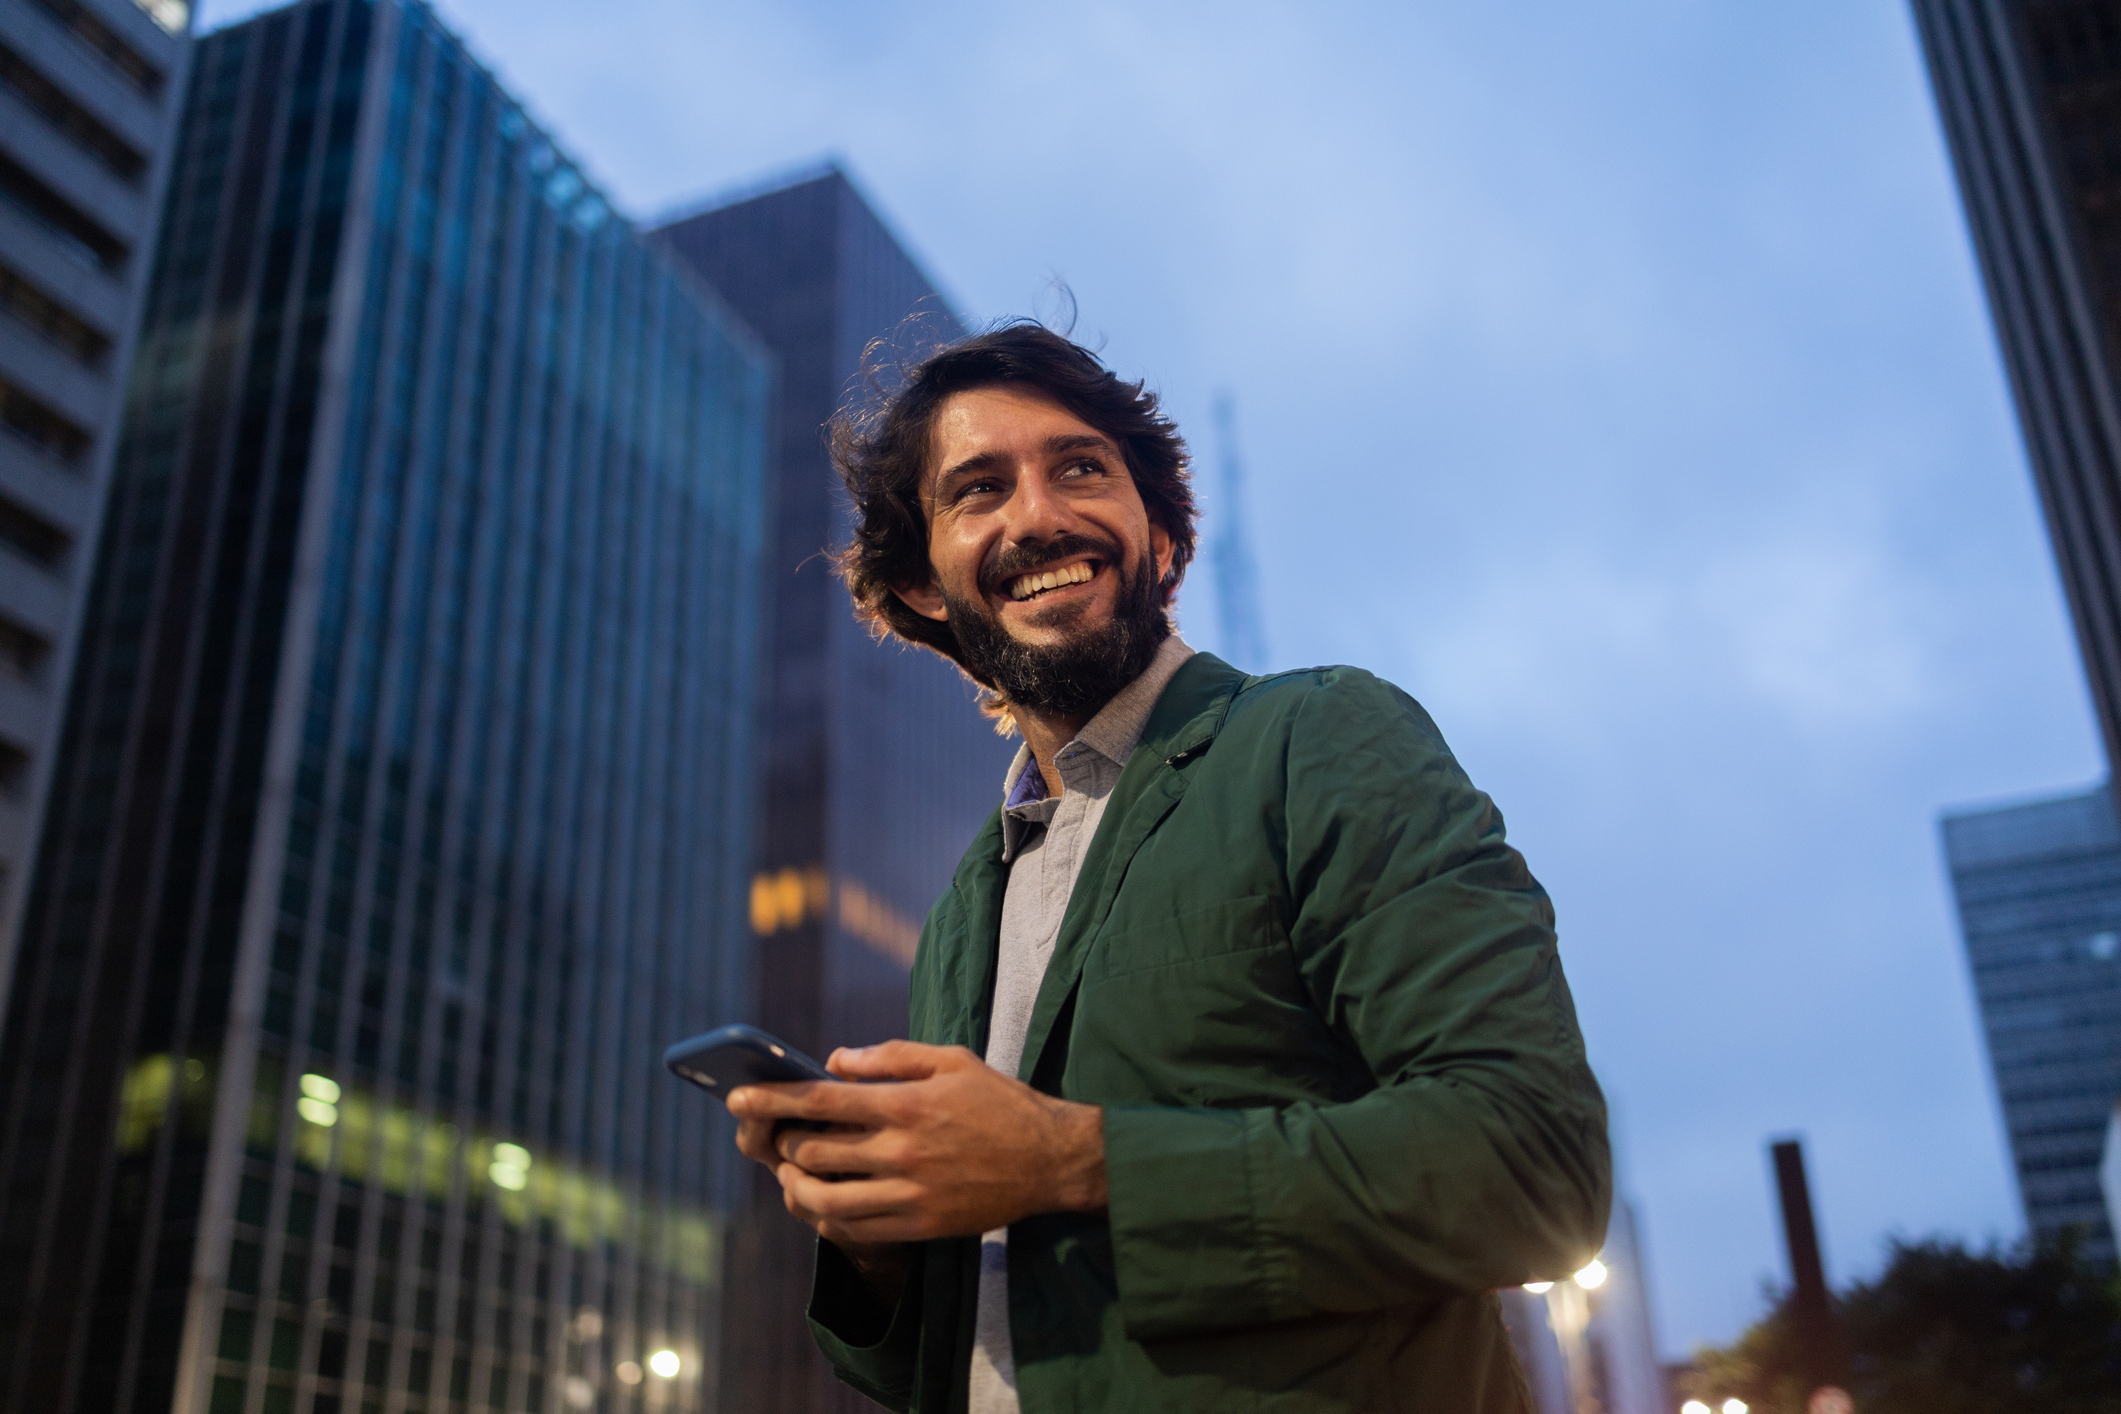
[1010,562,1095,600]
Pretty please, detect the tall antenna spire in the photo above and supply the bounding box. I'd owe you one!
[1210,393,1268,672]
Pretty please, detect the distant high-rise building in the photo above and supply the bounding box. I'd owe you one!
[0,3,772,1412]
[1942,783,2121,1267]
[2103,1102,2121,1244]
[654,168,1015,1414]
[1209,393,1268,673]
[0,0,192,993]
[1912,2,2121,792]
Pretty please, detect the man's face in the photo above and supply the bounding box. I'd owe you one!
[894,385,1176,716]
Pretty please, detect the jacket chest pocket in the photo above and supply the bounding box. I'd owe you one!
[1083,895,1284,983]
[1071,896,1341,1106]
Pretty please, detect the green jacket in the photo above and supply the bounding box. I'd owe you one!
[809,653,1610,1412]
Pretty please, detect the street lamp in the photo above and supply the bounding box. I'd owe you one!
[648,1349,681,1379]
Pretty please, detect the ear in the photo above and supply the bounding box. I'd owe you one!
[892,574,949,623]
[1149,520,1176,587]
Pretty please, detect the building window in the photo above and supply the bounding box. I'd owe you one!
[0,261,111,366]
[0,40,149,184]
[0,740,29,798]
[0,374,91,466]
[26,0,163,96]
[0,611,51,680]
[0,148,129,273]
[0,487,71,567]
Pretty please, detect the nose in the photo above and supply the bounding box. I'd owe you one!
[999,465,1077,546]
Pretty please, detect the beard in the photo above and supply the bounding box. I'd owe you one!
[944,531,1172,720]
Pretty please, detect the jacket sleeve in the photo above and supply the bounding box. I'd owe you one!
[807,1238,926,1410]
[1099,669,1611,1342]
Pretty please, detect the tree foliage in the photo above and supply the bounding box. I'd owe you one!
[1683,1236,2121,1414]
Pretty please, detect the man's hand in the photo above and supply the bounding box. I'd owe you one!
[727,1040,1107,1257]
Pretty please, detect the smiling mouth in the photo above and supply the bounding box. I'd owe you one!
[1006,559,1100,602]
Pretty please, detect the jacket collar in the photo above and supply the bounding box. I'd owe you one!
[942,652,1249,1067]
[998,635,1198,863]
[1015,651,1247,1084]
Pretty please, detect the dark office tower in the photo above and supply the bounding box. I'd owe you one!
[0,0,191,990]
[1912,2,2121,792]
[0,2,772,1411]
[1942,783,2121,1267]
[653,169,1015,1414]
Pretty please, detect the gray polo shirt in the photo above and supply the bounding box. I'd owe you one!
[967,635,1196,1414]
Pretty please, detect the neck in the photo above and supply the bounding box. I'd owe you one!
[1017,703,1099,799]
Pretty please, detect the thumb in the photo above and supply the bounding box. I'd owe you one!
[828,1038,958,1081]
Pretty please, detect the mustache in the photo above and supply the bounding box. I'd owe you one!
[977,532,1124,599]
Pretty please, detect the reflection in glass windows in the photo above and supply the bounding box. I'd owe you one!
[0,3,770,1411]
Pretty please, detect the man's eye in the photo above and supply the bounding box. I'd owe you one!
[955,479,1002,502]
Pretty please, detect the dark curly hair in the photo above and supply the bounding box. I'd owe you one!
[831,321,1198,680]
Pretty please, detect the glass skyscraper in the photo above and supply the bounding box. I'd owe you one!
[1942,783,2121,1268]
[1913,2,2121,806]
[654,170,1015,1414]
[0,4,771,1414]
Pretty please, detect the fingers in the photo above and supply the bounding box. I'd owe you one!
[727,1079,869,1127]
[772,1161,938,1246]
[725,1080,820,1121]
[732,1076,915,1131]
[734,1115,782,1167]
[826,1039,979,1082]
[777,1124,905,1177]
[780,1166,927,1229]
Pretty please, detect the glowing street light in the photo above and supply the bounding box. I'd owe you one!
[1573,1259,1608,1290]
[1723,1400,1749,1414]
[648,1349,681,1379]
[615,1361,643,1385]
[1522,1281,1554,1294]
[1682,1403,1712,1414]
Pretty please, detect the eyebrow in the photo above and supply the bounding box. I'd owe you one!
[932,432,1121,497]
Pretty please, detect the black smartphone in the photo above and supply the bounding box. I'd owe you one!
[663,1023,837,1096]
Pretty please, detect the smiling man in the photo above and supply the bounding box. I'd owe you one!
[726,323,1611,1413]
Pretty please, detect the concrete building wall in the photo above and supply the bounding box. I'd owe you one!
[0,0,191,1012]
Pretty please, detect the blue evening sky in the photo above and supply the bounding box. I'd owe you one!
[199,0,2102,1356]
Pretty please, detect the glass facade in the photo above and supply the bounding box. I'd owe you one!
[0,4,771,1413]
[654,171,1016,1414]
[1913,2,2121,803]
[1942,783,2121,1268]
